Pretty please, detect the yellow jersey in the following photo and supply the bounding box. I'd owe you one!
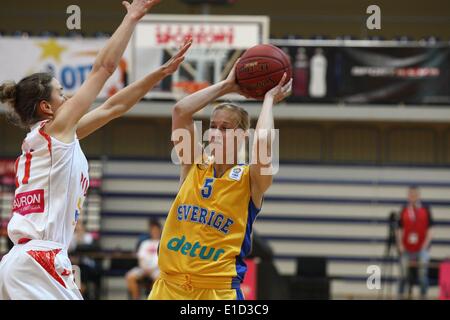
[158,161,261,289]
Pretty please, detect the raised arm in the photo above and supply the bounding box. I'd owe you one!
[47,0,161,142]
[77,38,192,139]
[171,62,244,186]
[250,73,292,208]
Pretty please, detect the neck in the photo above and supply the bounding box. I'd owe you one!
[410,201,419,207]
[213,163,234,178]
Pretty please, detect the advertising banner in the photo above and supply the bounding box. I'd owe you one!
[0,37,130,100]
[273,40,450,105]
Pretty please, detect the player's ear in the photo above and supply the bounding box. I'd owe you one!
[37,100,54,117]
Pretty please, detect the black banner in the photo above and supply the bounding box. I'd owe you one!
[277,42,450,105]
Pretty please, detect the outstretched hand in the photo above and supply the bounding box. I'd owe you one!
[265,73,292,104]
[161,37,193,76]
[122,0,161,21]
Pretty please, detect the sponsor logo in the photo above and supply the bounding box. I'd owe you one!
[240,61,269,74]
[13,189,45,216]
[167,235,226,262]
[229,166,244,181]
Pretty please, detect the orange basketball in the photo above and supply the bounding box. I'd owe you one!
[236,44,292,100]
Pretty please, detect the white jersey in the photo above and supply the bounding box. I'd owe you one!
[137,239,159,271]
[8,120,89,250]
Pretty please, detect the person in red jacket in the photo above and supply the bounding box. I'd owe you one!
[396,186,433,300]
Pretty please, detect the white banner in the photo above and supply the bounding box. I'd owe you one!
[136,23,261,49]
[0,37,131,100]
[133,14,270,100]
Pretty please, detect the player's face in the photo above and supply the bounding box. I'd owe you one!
[48,78,67,113]
[408,188,420,204]
[209,110,242,164]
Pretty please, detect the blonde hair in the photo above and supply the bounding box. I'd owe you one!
[211,102,250,164]
[212,102,250,131]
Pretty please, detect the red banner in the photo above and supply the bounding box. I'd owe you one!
[241,259,258,300]
[439,261,450,300]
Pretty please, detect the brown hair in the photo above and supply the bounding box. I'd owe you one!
[212,102,250,131]
[0,72,53,128]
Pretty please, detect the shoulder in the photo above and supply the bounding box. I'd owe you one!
[138,239,152,249]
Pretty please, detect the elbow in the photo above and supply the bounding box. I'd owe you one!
[109,104,128,119]
[100,102,124,120]
[172,103,186,119]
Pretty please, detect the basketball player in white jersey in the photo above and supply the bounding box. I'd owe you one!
[0,0,191,299]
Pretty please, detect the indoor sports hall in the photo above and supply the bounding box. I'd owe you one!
[1,0,450,300]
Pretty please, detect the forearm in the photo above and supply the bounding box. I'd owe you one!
[252,95,275,165]
[92,15,137,75]
[173,81,232,118]
[256,95,275,132]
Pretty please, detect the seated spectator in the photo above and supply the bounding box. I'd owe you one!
[126,219,162,300]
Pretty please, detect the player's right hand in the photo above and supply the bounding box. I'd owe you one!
[160,37,193,76]
[122,0,161,21]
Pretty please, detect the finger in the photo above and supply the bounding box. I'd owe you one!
[177,37,190,50]
[178,38,193,57]
[277,72,287,88]
[173,38,192,59]
[144,0,154,10]
[174,56,185,66]
[147,0,161,8]
[282,78,293,92]
[169,56,185,71]
[231,57,241,70]
[122,1,130,10]
[183,36,193,47]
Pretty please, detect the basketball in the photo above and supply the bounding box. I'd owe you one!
[236,44,292,100]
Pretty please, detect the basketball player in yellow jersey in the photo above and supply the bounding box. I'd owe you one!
[148,62,292,300]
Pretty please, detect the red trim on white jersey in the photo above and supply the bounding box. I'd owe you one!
[38,121,52,156]
[14,157,20,188]
[22,151,32,185]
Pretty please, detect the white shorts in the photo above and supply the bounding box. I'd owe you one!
[127,266,160,281]
[0,239,83,300]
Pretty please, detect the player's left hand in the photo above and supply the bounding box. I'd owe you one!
[123,0,161,22]
[265,72,292,104]
[224,58,252,99]
[160,37,193,76]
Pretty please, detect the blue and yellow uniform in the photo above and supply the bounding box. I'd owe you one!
[148,161,261,300]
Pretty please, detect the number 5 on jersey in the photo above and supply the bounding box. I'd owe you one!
[201,178,214,199]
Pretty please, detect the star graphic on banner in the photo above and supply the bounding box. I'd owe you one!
[37,39,67,63]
